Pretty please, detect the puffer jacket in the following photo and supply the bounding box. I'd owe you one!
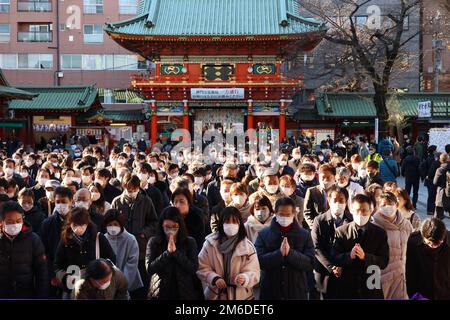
[197,233,260,300]
[401,155,421,182]
[0,222,48,299]
[146,235,200,300]
[373,211,412,299]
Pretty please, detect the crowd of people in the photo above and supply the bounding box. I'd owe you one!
[0,132,449,300]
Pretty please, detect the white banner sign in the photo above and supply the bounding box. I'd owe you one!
[191,88,245,100]
[418,101,432,118]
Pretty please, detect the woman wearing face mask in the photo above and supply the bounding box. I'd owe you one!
[33,169,52,204]
[244,195,274,243]
[365,183,383,213]
[250,171,283,209]
[89,183,111,216]
[19,164,35,188]
[228,183,252,223]
[138,164,166,216]
[393,188,421,231]
[145,207,201,300]
[198,206,260,300]
[18,188,46,234]
[295,163,319,198]
[54,207,116,299]
[103,209,143,298]
[372,192,412,299]
[279,175,305,226]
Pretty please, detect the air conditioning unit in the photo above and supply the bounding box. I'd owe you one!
[57,72,64,78]
[49,24,53,31]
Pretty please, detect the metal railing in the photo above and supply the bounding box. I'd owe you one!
[17,1,52,12]
[17,31,52,42]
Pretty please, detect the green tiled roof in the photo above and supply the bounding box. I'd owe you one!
[9,86,99,111]
[316,92,450,118]
[0,86,38,101]
[106,0,324,37]
[77,108,145,123]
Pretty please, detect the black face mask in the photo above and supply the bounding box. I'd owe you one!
[368,172,377,178]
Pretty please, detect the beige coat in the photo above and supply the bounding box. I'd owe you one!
[373,211,412,299]
[197,233,260,300]
[244,215,273,243]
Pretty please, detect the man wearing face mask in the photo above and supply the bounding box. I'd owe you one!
[255,197,314,300]
[206,162,239,210]
[332,194,389,299]
[112,173,158,300]
[94,169,122,204]
[74,188,105,233]
[138,163,165,216]
[335,167,364,204]
[277,152,295,177]
[2,158,25,190]
[304,164,336,230]
[289,148,302,172]
[38,180,61,217]
[362,160,385,189]
[295,163,319,199]
[0,201,48,299]
[25,153,40,180]
[406,218,450,300]
[39,187,74,298]
[312,187,352,299]
[372,192,412,299]
[192,166,208,198]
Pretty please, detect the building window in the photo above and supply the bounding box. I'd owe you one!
[119,0,137,15]
[83,24,103,43]
[59,24,65,31]
[61,54,82,69]
[18,53,53,69]
[0,0,10,13]
[0,54,18,69]
[82,55,104,70]
[83,0,103,14]
[0,23,10,42]
[18,0,52,12]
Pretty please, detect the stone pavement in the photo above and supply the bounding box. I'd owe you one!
[397,177,450,229]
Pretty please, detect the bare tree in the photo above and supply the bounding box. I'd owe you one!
[295,0,421,134]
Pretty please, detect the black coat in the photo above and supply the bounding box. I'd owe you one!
[54,224,116,290]
[27,164,40,180]
[39,212,65,278]
[185,205,206,252]
[311,210,353,277]
[296,177,318,199]
[143,185,164,216]
[32,184,46,204]
[89,207,106,233]
[206,179,222,210]
[433,163,450,208]
[24,206,46,234]
[332,221,389,299]
[406,231,450,300]
[104,183,122,204]
[402,155,421,182]
[112,191,158,260]
[145,236,200,300]
[0,223,48,299]
[255,219,314,300]
[363,174,385,189]
[304,186,329,229]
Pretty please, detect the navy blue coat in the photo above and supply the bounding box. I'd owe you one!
[255,219,314,300]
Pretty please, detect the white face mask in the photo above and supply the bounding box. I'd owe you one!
[4,223,23,237]
[359,169,367,178]
[223,223,239,237]
[91,192,101,202]
[379,205,397,218]
[7,192,15,199]
[75,201,90,210]
[281,187,293,197]
[4,168,14,176]
[82,175,92,185]
[220,191,231,203]
[46,191,55,201]
[21,203,33,212]
[194,177,204,186]
[318,156,324,162]
[98,281,111,290]
[337,180,349,188]
[25,160,34,167]
[71,224,88,236]
[352,163,360,171]
[254,209,270,223]
[137,173,148,182]
[276,215,294,227]
[148,176,156,184]
[107,226,121,236]
[353,214,370,227]
[301,174,315,182]
[266,185,279,194]
[232,195,247,206]
[20,172,29,179]
[164,227,179,237]
[55,203,70,216]
[330,202,346,216]
[293,154,301,160]
[278,160,288,167]
[97,161,105,169]
[150,163,158,170]
[320,181,334,190]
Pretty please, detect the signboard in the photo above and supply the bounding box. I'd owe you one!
[418,101,432,118]
[429,128,450,152]
[191,88,245,100]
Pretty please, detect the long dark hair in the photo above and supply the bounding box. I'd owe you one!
[216,206,247,243]
[155,206,189,247]
[61,207,93,245]
[90,182,106,212]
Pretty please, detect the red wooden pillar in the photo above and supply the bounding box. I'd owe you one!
[279,99,286,141]
[182,100,189,131]
[149,100,158,145]
[247,99,254,130]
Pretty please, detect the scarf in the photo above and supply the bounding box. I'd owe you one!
[218,235,239,284]
[72,229,89,246]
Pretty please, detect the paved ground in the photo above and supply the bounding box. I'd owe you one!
[397,177,450,228]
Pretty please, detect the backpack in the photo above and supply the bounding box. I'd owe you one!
[445,170,450,198]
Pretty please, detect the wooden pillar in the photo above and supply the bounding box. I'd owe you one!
[247,99,254,130]
[149,100,158,145]
[279,99,286,141]
[182,100,189,131]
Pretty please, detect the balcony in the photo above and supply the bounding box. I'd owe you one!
[18,31,52,42]
[18,1,52,12]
